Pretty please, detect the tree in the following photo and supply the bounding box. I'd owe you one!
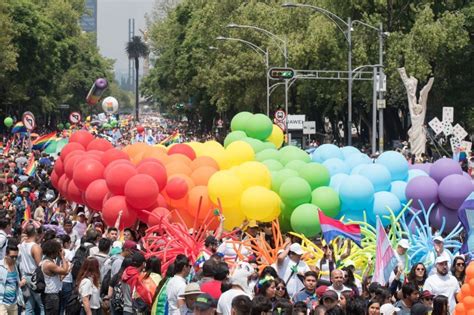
[126,35,149,121]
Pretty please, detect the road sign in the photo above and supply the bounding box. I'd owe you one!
[303,121,316,134]
[69,112,82,124]
[216,119,224,128]
[268,67,295,80]
[22,111,36,130]
[287,115,305,130]
[274,110,286,122]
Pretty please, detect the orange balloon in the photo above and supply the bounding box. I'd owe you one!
[187,186,214,220]
[456,303,466,315]
[466,262,474,279]
[166,161,193,177]
[469,278,474,291]
[130,151,146,165]
[169,174,195,191]
[162,190,189,210]
[127,142,151,158]
[190,166,217,186]
[167,154,192,165]
[143,150,170,165]
[458,291,465,303]
[190,156,220,171]
[464,296,474,309]
[462,283,471,296]
[170,209,195,229]
[467,308,474,315]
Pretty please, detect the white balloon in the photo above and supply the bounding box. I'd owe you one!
[102,96,119,113]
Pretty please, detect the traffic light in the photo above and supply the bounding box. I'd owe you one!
[268,67,295,80]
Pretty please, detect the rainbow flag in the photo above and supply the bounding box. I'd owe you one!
[25,155,37,176]
[12,122,26,134]
[159,131,180,145]
[318,210,362,247]
[194,252,207,267]
[32,132,57,150]
[24,204,31,221]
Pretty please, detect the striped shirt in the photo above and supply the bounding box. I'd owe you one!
[3,271,17,305]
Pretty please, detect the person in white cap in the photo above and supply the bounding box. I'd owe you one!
[429,236,451,275]
[423,255,459,314]
[273,242,310,298]
[389,239,410,283]
[379,303,400,315]
[216,269,252,315]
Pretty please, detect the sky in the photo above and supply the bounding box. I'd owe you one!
[97,0,156,80]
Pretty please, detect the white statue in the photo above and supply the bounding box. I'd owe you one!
[398,67,434,158]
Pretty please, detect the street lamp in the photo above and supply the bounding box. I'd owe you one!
[226,23,288,120]
[216,36,269,116]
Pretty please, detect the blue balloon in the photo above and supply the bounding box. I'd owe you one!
[338,205,367,222]
[317,144,344,161]
[311,149,323,163]
[346,153,372,170]
[376,151,409,181]
[372,191,402,226]
[323,158,350,177]
[360,164,392,192]
[390,180,407,204]
[341,146,361,160]
[407,169,429,182]
[329,173,350,193]
[339,175,375,210]
[351,164,366,175]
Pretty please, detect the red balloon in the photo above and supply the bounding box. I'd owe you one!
[102,196,137,229]
[53,158,64,177]
[64,154,83,179]
[165,176,188,200]
[138,158,164,167]
[102,149,130,167]
[57,174,67,194]
[73,159,105,191]
[168,143,196,160]
[86,138,113,152]
[51,171,59,189]
[69,130,94,148]
[63,150,85,164]
[105,163,137,195]
[148,207,170,226]
[85,179,109,211]
[84,153,103,162]
[68,180,84,204]
[136,209,149,223]
[104,159,134,178]
[157,194,168,208]
[60,177,71,199]
[124,174,159,209]
[137,161,167,191]
[136,125,145,133]
[60,142,85,162]
[86,150,104,158]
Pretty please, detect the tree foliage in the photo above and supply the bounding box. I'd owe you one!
[143,0,472,144]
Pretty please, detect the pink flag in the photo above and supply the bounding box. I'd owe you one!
[373,217,397,285]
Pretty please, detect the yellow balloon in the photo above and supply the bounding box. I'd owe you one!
[235,161,272,189]
[226,141,255,167]
[267,125,284,149]
[222,207,246,231]
[241,186,281,221]
[208,170,244,208]
[187,142,204,157]
[203,140,224,152]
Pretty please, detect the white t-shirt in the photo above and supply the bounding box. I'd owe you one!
[327,284,352,298]
[273,257,310,298]
[217,289,251,315]
[63,248,75,283]
[167,275,187,315]
[73,221,87,238]
[424,273,460,314]
[79,278,101,309]
[428,250,451,275]
[217,240,251,261]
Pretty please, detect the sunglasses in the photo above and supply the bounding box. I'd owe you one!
[457,263,465,266]
[276,286,286,291]
[416,268,425,271]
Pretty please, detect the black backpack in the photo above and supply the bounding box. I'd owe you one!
[65,288,81,315]
[29,262,46,293]
[111,282,124,312]
[100,269,112,298]
[71,243,94,281]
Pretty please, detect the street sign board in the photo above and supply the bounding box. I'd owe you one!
[274,110,286,122]
[268,67,295,80]
[303,121,316,134]
[287,115,305,130]
[22,111,36,130]
[69,112,82,124]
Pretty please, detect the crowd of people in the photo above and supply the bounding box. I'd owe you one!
[0,116,469,315]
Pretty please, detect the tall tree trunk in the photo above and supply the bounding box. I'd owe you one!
[135,57,140,121]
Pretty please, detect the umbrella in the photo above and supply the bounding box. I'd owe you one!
[44,138,69,156]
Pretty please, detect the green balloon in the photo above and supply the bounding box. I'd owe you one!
[279,212,293,233]
[279,177,312,208]
[261,141,277,150]
[298,163,331,190]
[285,160,307,172]
[230,112,253,132]
[110,120,118,127]
[245,113,273,140]
[263,159,284,171]
[311,186,341,218]
[290,203,321,237]
[280,202,295,217]
[241,137,265,153]
[256,149,281,162]
[103,123,111,130]
[57,123,64,130]
[279,146,311,165]
[3,117,13,128]
[224,130,247,148]
[65,123,71,128]
[271,169,298,192]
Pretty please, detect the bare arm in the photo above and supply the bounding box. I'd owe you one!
[31,244,42,265]
[114,210,123,230]
[340,240,352,261]
[215,214,225,241]
[82,296,92,315]
[44,253,70,276]
[277,238,291,265]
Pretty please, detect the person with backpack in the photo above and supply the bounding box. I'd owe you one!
[71,230,99,282]
[18,224,44,315]
[121,251,146,315]
[92,238,112,276]
[77,257,102,315]
[0,243,25,314]
[58,234,75,315]
[106,257,134,315]
[41,239,70,315]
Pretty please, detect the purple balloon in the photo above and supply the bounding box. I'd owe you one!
[438,174,473,209]
[463,172,472,181]
[409,163,432,174]
[406,176,439,209]
[429,158,462,184]
[429,203,459,233]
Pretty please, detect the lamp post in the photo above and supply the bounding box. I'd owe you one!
[282,3,385,148]
[227,24,288,120]
[216,36,269,116]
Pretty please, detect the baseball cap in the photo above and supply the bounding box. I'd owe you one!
[435,255,450,264]
[123,240,138,251]
[421,290,434,299]
[322,290,338,301]
[433,235,444,243]
[179,283,203,297]
[397,239,410,249]
[315,285,328,298]
[289,243,304,255]
[246,220,258,228]
[380,303,400,314]
[193,293,217,311]
[77,211,85,216]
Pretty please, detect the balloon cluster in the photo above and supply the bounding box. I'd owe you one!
[407,158,473,232]
[455,262,474,315]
